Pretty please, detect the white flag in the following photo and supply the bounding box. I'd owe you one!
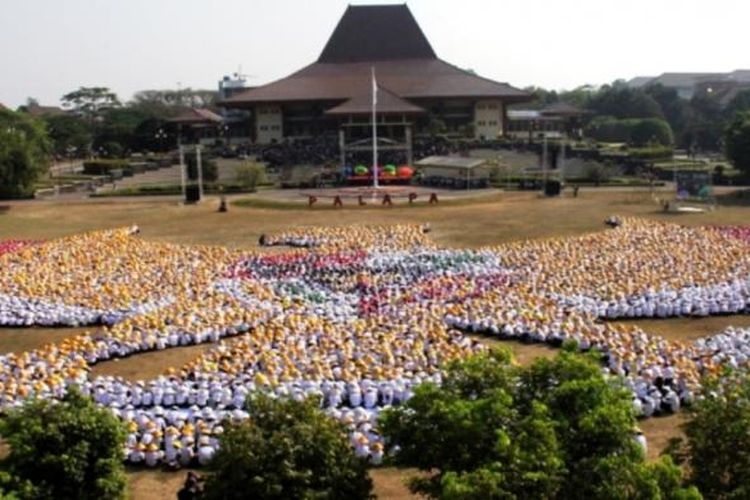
[372,66,378,106]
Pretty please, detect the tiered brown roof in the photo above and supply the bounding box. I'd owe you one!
[225,5,530,113]
[167,108,223,124]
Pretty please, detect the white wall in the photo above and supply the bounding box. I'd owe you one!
[255,105,283,143]
[473,100,503,140]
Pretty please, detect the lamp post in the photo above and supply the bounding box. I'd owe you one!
[155,128,167,152]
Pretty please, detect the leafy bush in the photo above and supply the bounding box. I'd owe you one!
[626,146,674,160]
[202,395,373,500]
[92,180,274,197]
[725,111,750,175]
[100,141,124,159]
[630,118,674,146]
[235,162,268,191]
[0,109,51,199]
[586,116,674,146]
[380,349,698,499]
[0,388,127,499]
[584,162,615,186]
[667,372,750,500]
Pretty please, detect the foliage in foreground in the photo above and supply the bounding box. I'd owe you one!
[201,395,373,500]
[725,111,750,175]
[381,348,700,499]
[667,371,750,500]
[0,109,51,199]
[0,388,127,500]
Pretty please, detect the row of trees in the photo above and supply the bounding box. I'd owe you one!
[525,80,750,154]
[20,86,219,159]
[0,108,51,199]
[3,346,750,499]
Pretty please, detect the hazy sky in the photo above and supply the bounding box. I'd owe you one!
[1,0,748,108]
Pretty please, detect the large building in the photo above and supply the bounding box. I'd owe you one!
[628,70,750,100]
[224,4,530,156]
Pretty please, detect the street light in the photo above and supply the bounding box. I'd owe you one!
[155,128,167,152]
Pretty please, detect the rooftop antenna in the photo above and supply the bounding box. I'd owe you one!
[233,66,256,81]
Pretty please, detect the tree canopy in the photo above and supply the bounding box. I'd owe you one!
[380,348,699,499]
[0,388,127,500]
[201,394,373,500]
[725,89,750,119]
[724,111,750,174]
[130,89,217,119]
[61,87,120,123]
[43,114,92,156]
[588,82,664,120]
[0,109,51,199]
[667,372,750,499]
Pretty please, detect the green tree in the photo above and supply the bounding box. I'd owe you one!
[725,89,750,118]
[201,394,373,500]
[560,85,596,109]
[61,87,120,123]
[520,87,560,109]
[43,114,92,156]
[130,90,182,119]
[132,117,173,152]
[0,109,51,199]
[131,88,216,114]
[588,81,664,120]
[684,93,724,152]
[235,162,268,191]
[645,84,690,140]
[725,111,750,175]
[381,348,698,499]
[630,118,674,146]
[584,161,614,186]
[94,107,152,155]
[0,387,127,500]
[668,372,750,499]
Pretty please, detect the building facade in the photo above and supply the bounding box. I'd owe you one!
[224,4,530,152]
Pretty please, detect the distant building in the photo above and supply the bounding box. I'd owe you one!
[627,70,750,100]
[223,4,530,150]
[693,79,750,107]
[218,74,253,144]
[21,103,68,117]
[507,102,588,141]
[168,108,224,146]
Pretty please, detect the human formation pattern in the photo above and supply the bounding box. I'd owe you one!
[0,219,748,468]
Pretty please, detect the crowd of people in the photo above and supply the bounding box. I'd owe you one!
[253,135,463,171]
[0,218,748,468]
[0,239,37,258]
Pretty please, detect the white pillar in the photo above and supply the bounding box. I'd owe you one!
[196,145,204,201]
[179,145,186,202]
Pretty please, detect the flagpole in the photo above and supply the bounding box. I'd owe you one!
[372,66,379,190]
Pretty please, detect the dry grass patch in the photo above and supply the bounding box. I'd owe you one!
[639,413,685,461]
[0,326,89,354]
[1,190,749,497]
[3,190,750,250]
[126,467,422,500]
[617,315,750,343]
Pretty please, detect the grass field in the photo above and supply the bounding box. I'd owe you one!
[1,188,749,499]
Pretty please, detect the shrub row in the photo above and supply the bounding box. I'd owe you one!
[82,159,174,177]
[91,181,274,197]
[585,116,674,146]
